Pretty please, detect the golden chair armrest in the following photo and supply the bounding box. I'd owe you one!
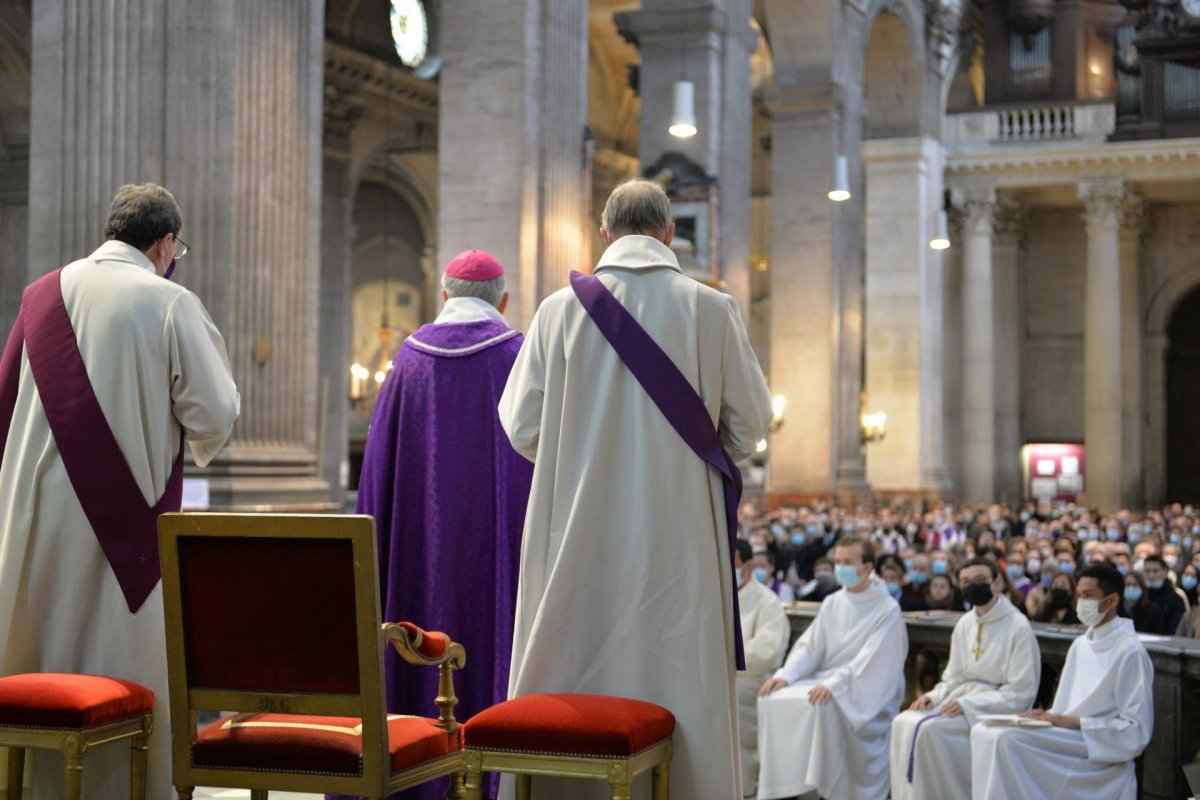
[382,622,467,670]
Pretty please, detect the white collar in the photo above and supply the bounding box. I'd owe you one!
[434,296,510,327]
[594,235,682,274]
[89,240,157,273]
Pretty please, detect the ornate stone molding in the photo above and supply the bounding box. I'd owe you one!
[1118,193,1151,241]
[953,184,997,236]
[925,0,966,76]
[947,138,1200,186]
[324,40,437,124]
[992,196,1026,243]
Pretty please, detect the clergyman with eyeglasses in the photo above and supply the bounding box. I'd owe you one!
[0,182,239,799]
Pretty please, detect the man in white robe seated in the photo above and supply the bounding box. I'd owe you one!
[971,562,1154,800]
[890,558,1040,800]
[756,535,907,800]
[735,539,790,798]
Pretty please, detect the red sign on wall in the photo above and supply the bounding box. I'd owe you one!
[1025,443,1087,504]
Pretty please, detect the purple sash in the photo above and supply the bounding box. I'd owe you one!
[0,269,182,613]
[569,270,747,671]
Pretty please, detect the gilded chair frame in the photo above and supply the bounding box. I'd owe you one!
[462,739,672,800]
[1,711,152,800]
[158,512,467,800]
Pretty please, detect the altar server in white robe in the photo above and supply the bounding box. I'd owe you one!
[971,562,1154,800]
[890,558,1040,800]
[499,179,772,800]
[756,536,908,800]
[0,184,239,799]
[735,539,790,798]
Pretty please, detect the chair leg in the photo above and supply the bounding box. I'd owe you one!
[6,747,25,800]
[462,751,484,800]
[608,779,631,800]
[444,770,467,800]
[130,731,149,800]
[516,773,532,800]
[175,789,195,800]
[63,751,84,800]
[250,791,268,800]
[652,758,670,799]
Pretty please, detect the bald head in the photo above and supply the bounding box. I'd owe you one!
[600,179,675,246]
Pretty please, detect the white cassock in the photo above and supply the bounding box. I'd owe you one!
[498,235,772,800]
[971,616,1154,800]
[0,241,239,799]
[890,594,1040,800]
[737,577,790,798]
[756,576,907,800]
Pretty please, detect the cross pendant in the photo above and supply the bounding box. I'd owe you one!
[972,645,983,660]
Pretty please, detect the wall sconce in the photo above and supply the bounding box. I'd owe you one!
[930,210,950,250]
[859,391,887,443]
[828,156,851,202]
[669,81,697,138]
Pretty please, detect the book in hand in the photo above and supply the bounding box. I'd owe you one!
[978,714,1052,728]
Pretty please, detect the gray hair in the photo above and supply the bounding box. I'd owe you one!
[442,273,507,308]
[103,183,182,251]
[602,178,673,237]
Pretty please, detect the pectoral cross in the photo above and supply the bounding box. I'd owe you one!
[973,622,985,660]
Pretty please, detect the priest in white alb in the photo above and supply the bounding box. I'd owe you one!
[756,535,908,800]
[735,539,790,799]
[890,558,1040,800]
[971,562,1154,800]
[0,184,239,799]
[499,179,772,799]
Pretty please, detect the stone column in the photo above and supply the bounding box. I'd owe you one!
[957,185,997,504]
[993,199,1025,504]
[616,0,756,325]
[28,0,331,509]
[763,84,868,502]
[1079,178,1125,512]
[317,93,358,503]
[863,137,950,499]
[1117,197,1146,510]
[1143,333,1167,508]
[438,0,589,329]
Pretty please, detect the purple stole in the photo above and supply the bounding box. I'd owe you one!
[0,268,182,613]
[569,270,747,670]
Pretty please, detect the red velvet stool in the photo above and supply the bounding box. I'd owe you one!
[461,694,674,800]
[0,673,154,800]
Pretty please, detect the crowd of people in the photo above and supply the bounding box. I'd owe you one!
[739,499,1200,637]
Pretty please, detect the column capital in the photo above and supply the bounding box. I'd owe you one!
[761,83,844,122]
[615,5,730,47]
[993,196,1026,243]
[1118,193,1150,240]
[951,184,997,235]
[1078,177,1126,231]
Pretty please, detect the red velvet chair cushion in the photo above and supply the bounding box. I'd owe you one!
[395,621,449,660]
[463,694,675,757]
[0,673,154,729]
[192,713,459,776]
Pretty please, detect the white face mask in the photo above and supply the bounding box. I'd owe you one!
[1076,597,1109,627]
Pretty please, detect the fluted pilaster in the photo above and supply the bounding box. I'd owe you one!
[28,0,329,509]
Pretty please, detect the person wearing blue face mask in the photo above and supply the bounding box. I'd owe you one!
[1005,552,1035,599]
[733,539,790,798]
[1122,571,1167,633]
[931,553,950,576]
[1178,565,1200,637]
[1180,564,1199,608]
[1141,555,1184,633]
[1105,527,1121,542]
[757,536,907,800]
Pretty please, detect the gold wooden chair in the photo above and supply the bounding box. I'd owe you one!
[157,512,467,800]
[0,672,153,799]
[461,693,674,800]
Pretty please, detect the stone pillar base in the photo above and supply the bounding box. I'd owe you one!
[192,445,335,512]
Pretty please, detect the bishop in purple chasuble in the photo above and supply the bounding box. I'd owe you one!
[350,253,532,800]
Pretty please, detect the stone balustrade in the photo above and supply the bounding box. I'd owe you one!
[945,102,1117,148]
[785,602,1200,800]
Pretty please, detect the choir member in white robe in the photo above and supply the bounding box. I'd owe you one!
[0,185,239,800]
[971,562,1154,800]
[756,536,908,800]
[890,558,1040,800]
[735,539,790,799]
[498,179,772,800]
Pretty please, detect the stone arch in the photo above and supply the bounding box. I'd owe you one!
[861,0,926,139]
[1146,263,1200,336]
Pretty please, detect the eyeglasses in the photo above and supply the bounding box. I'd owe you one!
[172,236,190,259]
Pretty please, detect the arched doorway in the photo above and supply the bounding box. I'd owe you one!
[1167,285,1200,502]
